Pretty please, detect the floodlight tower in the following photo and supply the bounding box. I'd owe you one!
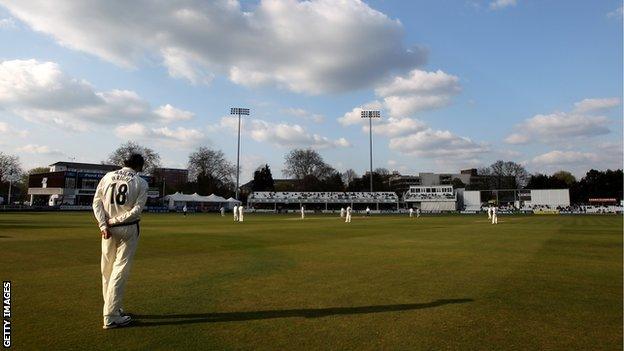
[360,110,381,192]
[230,107,250,200]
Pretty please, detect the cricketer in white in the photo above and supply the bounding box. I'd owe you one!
[92,154,148,329]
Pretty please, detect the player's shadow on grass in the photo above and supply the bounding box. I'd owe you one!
[132,298,473,327]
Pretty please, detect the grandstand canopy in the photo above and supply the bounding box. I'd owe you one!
[248,191,398,204]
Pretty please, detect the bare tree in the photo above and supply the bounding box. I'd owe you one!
[106,141,161,174]
[342,169,358,186]
[483,160,529,188]
[374,167,390,176]
[0,152,22,182]
[187,146,235,184]
[0,152,23,204]
[477,167,491,176]
[283,149,331,180]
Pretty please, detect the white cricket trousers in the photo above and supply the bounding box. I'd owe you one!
[101,223,139,324]
[345,214,351,223]
[491,214,498,224]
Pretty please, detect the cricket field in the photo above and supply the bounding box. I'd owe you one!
[0,212,621,350]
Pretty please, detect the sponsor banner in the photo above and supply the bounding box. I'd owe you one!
[533,209,560,215]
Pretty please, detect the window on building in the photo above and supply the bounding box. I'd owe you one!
[81,179,98,190]
[65,178,76,189]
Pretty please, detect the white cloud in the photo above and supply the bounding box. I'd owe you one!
[521,113,609,140]
[339,68,481,163]
[0,17,15,29]
[382,95,452,118]
[528,146,624,177]
[216,116,350,149]
[0,59,194,128]
[531,150,598,166]
[0,121,29,137]
[0,59,99,109]
[229,66,273,88]
[505,98,617,144]
[154,104,194,122]
[389,128,489,159]
[16,144,63,155]
[338,69,460,127]
[607,5,623,18]
[248,120,351,148]
[573,97,620,114]
[364,117,427,137]
[490,0,517,10]
[504,132,530,145]
[2,0,425,94]
[593,142,624,170]
[282,108,325,123]
[115,123,205,148]
[375,69,460,97]
[338,101,384,126]
[375,69,461,118]
[161,47,214,85]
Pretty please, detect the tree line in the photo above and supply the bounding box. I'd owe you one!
[0,142,622,204]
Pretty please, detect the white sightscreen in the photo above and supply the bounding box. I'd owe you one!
[529,189,570,207]
[463,191,481,209]
[421,201,456,211]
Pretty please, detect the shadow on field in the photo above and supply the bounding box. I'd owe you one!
[132,298,473,327]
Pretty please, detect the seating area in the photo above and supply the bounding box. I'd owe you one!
[248,191,399,203]
[403,192,456,201]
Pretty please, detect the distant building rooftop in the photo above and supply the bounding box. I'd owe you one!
[49,161,120,172]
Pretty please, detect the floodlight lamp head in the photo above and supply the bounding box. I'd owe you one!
[230,107,250,115]
[360,110,381,119]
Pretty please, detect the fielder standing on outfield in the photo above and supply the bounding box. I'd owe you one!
[409,208,414,218]
[491,206,498,224]
[238,204,244,222]
[345,206,352,223]
[301,205,305,219]
[233,204,239,221]
[92,153,148,329]
[340,207,345,218]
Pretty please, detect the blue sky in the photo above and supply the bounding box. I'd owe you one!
[0,0,621,181]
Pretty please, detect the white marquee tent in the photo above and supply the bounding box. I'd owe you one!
[164,192,238,210]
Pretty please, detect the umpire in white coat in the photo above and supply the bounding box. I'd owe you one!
[233,204,239,221]
[93,153,148,329]
[238,204,244,222]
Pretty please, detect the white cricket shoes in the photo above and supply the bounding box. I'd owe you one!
[103,315,132,329]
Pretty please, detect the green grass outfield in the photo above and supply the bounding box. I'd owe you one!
[0,212,622,350]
